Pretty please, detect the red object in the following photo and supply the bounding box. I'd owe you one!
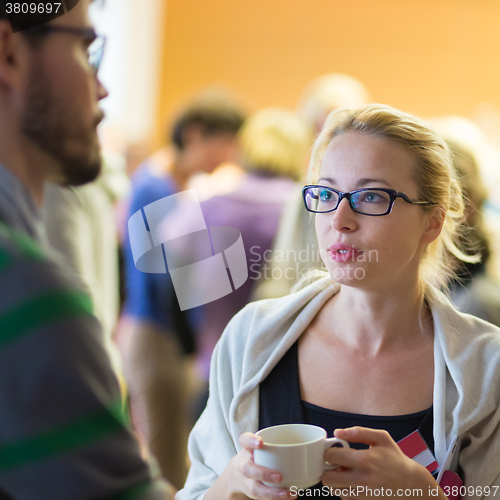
[439,470,464,500]
[398,430,427,456]
[397,430,439,474]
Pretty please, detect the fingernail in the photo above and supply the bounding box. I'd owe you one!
[271,473,281,483]
[252,438,261,446]
[278,491,288,498]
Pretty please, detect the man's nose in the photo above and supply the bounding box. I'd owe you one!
[97,77,109,101]
[330,197,358,232]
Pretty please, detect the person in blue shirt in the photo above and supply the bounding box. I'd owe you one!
[121,89,246,488]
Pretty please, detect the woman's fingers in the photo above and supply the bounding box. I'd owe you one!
[325,446,364,470]
[240,461,291,499]
[235,433,292,499]
[239,432,264,450]
[334,427,394,447]
[241,459,282,484]
[322,466,362,489]
[323,427,423,492]
[246,480,291,500]
[326,427,399,471]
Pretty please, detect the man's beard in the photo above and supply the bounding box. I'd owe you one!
[21,63,103,187]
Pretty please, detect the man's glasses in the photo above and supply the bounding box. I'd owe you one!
[302,185,434,216]
[27,26,106,76]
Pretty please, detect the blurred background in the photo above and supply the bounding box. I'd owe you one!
[91,0,500,157]
[80,0,500,487]
[90,0,500,269]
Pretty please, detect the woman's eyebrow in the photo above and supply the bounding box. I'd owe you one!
[318,177,394,188]
[356,178,393,188]
[318,177,334,185]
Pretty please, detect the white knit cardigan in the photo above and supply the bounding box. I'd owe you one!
[177,278,500,500]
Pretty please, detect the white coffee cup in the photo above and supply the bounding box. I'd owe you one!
[253,423,350,489]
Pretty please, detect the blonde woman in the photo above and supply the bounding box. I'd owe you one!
[254,74,371,301]
[178,104,500,500]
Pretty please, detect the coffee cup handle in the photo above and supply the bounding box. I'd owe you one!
[324,437,349,471]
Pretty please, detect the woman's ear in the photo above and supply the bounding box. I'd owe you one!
[420,207,445,246]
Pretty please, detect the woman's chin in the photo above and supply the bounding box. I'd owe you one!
[326,264,367,286]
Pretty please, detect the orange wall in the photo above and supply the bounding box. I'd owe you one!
[154,0,500,146]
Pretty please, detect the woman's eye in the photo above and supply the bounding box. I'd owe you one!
[319,190,333,201]
[362,191,382,203]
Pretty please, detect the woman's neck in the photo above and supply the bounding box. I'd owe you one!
[322,283,433,356]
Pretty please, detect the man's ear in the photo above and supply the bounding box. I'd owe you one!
[420,206,445,246]
[0,21,24,91]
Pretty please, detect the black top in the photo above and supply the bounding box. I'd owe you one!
[259,340,434,494]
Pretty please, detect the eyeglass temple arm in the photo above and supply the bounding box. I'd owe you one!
[397,192,434,205]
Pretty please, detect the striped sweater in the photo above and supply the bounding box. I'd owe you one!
[0,167,170,499]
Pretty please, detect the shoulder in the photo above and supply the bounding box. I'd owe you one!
[131,166,175,198]
[0,224,94,330]
[0,225,113,419]
[0,227,173,499]
[432,287,500,344]
[459,275,500,326]
[43,183,84,206]
[128,167,176,214]
[431,287,500,391]
[217,276,337,358]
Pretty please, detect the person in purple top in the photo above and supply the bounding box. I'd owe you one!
[174,108,311,414]
[120,89,246,488]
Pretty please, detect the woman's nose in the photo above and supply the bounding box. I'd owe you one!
[330,197,358,232]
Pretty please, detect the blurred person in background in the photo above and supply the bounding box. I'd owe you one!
[167,108,311,419]
[120,89,246,488]
[432,116,500,326]
[469,104,500,276]
[42,151,130,379]
[253,74,371,300]
[0,1,174,497]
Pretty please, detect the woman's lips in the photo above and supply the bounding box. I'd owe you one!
[328,244,363,263]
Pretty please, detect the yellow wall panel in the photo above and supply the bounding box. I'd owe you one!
[154,0,500,146]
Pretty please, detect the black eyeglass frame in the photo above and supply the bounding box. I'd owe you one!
[302,185,435,217]
[25,25,106,75]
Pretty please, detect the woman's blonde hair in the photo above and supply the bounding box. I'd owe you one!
[239,108,311,181]
[308,104,480,293]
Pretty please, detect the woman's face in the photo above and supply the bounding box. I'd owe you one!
[315,131,441,292]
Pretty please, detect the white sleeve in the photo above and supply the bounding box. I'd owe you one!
[176,316,246,500]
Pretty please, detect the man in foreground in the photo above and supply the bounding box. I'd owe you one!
[0,1,174,498]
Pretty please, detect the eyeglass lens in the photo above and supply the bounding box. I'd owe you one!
[305,187,392,215]
[88,37,105,74]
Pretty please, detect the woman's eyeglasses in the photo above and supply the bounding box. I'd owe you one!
[302,185,434,216]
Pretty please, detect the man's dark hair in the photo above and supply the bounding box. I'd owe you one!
[0,1,11,21]
[0,7,46,47]
[171,89,247,150]
[0,1,63,32]
[0,0,98,37]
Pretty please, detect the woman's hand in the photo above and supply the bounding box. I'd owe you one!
[206,432,292,500]
[322,427,445,500]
